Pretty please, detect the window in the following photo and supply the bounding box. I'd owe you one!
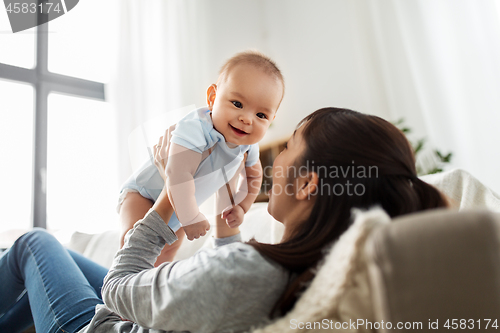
[0,80,34,233]
[0,1,117,234]
[48,0,115,82]
[47,93,118,233]
[0,8,35,68]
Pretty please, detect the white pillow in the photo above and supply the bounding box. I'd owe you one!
[421,168,500,211]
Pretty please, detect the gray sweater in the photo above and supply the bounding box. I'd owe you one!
[79,209,289,333]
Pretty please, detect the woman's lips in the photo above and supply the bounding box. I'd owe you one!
[230,124,249,137]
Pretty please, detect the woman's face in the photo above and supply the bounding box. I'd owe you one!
[267,124,308,224]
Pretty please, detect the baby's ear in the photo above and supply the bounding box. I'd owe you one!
[206,84,217,110]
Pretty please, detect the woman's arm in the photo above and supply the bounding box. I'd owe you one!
[102,147,272,331]
[118,179,185,265]
[102,200,284,332]
[102,204,216,330]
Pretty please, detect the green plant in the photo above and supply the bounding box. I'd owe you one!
[393,118,453,176]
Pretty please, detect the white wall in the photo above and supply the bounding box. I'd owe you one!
[179,0,393,146]
[195,0,500,192]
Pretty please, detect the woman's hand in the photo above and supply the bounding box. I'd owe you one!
[153,124,175,181]
[151,124,177,223]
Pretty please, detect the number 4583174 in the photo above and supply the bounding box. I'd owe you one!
[444,319,498,330]
[6,2,62,14]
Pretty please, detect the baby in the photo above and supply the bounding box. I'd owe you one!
[118,51,285,252]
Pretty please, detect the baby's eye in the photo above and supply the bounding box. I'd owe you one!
[256,112,267,119]
[282,141,288,150]
[232,101,243,109]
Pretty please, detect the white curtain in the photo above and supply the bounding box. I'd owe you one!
[360,0,500,191]
[109,0,500,192]
[108,0,211,183]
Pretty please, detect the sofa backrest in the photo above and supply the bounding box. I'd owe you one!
[366,209,500,332]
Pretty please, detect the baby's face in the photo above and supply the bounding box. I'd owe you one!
[208,63,283,146]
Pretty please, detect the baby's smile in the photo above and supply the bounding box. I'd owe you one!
[230,124,249,137]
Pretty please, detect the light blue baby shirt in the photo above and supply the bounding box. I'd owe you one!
[118,107,259,233]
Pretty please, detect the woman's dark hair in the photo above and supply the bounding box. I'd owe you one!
[249,107,448,317]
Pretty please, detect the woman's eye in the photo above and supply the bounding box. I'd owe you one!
[232,101,243,108]
[256,112,267,119]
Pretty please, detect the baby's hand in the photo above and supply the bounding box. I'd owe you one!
[221,205,245,228]
[183,219,210,241]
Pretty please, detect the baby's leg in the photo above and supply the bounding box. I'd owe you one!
[119,191,154,247]
[119,191,184,266]
[155,228,185,264]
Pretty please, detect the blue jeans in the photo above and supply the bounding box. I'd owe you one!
[0,228,108,333]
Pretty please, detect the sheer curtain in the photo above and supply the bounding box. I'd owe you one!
[108,0,273,185]
[360,0,500,191]
[109,0,500,192]
[108,0,211,183]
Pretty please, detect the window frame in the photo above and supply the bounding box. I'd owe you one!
[0,16,105,229]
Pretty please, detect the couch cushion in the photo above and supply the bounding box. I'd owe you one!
[421,169,500,211]
[366,209,500,331]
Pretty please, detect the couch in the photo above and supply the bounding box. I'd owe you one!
[68,169,500,332]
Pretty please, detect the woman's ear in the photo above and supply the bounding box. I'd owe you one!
[206,84,217,110]
[296,172,319,201]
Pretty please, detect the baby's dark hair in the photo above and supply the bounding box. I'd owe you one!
[218,50,285,95]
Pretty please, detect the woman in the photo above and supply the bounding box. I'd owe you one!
[0,107,447,333]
